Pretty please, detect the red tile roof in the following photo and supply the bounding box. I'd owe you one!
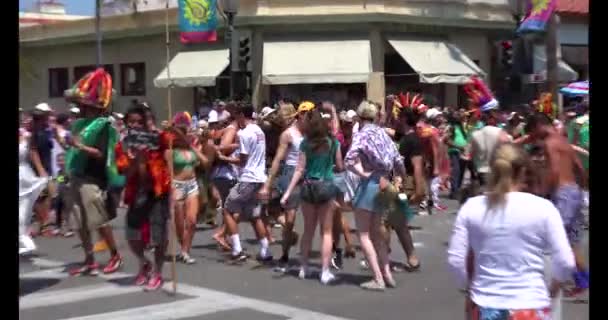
[556,0,589,15]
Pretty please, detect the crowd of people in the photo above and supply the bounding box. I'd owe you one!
[19,68,589,317]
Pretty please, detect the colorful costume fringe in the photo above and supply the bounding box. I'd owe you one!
[464,76,498,112]
[64,68,113,109]
[173,111,193,127]
[391,92,428,119]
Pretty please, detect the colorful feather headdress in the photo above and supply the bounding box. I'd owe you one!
[64,68,113,109]
[464,76,498,112]
[537,93,558,120]
[173,111,193,127]
[391,92,428,119]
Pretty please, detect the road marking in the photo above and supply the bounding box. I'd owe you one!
[21,259,355,320]
[167,283,354,320]
[30,257,67,268]
[20,283,143,310]
[60,298,236,320]
[20,267,68,279]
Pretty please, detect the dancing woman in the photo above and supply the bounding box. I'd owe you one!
[344,101,407,290]
[259,104,303,267]
[448,144,576,319]
[168,112,210,264]
[281,103,343,285]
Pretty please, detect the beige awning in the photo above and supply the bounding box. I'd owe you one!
[533,45,579,83]
[262,39,371,85]
[388,39,485,84]
[154,49,229,88]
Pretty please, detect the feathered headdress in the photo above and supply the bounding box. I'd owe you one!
[64,68,113,109]
[464,76,497,112]
[537,93,558,120]
[173,111,193,127]
[391,92,426,119]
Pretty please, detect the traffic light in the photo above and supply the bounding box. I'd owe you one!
[501,41,513,70]
[238,37,251,71]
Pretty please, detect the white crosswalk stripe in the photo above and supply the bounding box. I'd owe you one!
[20,259,354,320]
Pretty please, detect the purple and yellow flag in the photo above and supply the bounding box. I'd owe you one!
[179,0,218,44]
[516,0,557,34]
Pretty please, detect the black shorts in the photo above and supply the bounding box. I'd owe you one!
[212,178,237,203]
[125,194,169,246]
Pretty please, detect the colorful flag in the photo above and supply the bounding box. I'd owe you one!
[179,0,218,44]
[516,0,557,35]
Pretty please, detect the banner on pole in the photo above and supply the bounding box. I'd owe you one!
[179,0,218,44]
[516,0,557,35]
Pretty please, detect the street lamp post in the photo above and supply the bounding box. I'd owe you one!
[95,0,102,67]
[223,0,239,99]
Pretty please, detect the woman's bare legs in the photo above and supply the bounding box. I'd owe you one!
[318,201,335,278]
[174,200,185,244]
[299,202,318,277]
[355,209,384,284]
[370,213,393,284]
[182,193,199,255]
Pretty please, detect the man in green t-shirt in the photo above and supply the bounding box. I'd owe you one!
[64,68,123,277]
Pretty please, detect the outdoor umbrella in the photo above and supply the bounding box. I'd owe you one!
[560,81,589,97]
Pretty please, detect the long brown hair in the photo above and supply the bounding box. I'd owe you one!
[170,125,190,149]
[303,109,331,153]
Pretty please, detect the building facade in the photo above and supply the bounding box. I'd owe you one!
[20,0,516,117]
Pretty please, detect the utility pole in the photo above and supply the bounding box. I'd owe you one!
[95,0,102,67]
[545,13,558,104]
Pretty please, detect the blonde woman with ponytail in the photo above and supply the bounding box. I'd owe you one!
[447,144,576,320]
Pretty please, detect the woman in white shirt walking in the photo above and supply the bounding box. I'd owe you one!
[447,143,576,320]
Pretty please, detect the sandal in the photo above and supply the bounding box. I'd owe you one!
[403,259,421,272]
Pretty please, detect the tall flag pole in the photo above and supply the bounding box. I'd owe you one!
[164,0,178,295]
[179,0,219,44]
[95,0,102,66]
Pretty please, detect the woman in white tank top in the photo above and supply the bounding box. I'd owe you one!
[258,104,305,267]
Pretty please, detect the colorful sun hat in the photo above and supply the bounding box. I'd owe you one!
[64,68,114,109]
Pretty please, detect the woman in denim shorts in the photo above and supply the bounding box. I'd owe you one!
[281,103,343,285]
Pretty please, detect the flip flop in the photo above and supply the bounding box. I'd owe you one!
[403,260,421,272]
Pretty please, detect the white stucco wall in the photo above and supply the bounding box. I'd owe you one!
[19,34,194,119]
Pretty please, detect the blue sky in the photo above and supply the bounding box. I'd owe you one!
[20,0,94,15]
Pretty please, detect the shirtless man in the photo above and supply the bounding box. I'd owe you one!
[525,112,589,295]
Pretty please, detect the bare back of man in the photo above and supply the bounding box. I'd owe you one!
[545,133,580,191]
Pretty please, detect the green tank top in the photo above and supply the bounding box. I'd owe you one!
[173,149,198,171]
[300,137,339,180]
[449,126,467,153]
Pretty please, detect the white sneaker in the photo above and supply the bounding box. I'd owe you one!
[19,235,36,255]
[320,271,336,285]
[298,267,308,279]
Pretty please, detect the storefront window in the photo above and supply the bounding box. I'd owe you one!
[269,83,365,110]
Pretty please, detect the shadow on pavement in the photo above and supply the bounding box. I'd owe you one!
[19,278,61,297]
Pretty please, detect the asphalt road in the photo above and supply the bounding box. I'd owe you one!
[19,197,589,320]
